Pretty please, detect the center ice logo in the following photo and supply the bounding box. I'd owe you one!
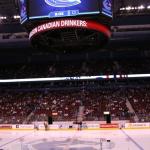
[45,0,81,7]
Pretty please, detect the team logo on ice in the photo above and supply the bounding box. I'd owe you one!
[45,0,81,7]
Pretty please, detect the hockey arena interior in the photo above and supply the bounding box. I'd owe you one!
[0,0,150,150]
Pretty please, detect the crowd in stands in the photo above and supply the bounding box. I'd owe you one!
[127,88,150,122]
[0,59,150,79]
[0,87,149,124]
[0,59,149,124]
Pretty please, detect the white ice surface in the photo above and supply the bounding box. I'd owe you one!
[0,129,149,150]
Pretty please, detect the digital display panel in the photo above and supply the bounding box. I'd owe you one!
[29,0,100,19]
[102,0,112,17]
[20,0,28,23]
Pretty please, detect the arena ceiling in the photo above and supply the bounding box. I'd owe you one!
[0,0,18,15]
[0,0,150,52]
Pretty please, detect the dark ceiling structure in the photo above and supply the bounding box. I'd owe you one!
[113,0,150,13]
[0,0,150,54]
[0,0,18,15]
[0,0,19,24]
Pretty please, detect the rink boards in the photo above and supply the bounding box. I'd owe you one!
[0,122,150,130]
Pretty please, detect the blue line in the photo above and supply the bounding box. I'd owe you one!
[121,129,144,150]
[0,132,33,148]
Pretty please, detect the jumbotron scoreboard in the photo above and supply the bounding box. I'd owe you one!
[19,0,113,52]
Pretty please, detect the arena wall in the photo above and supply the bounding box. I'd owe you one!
[0,121,150,130]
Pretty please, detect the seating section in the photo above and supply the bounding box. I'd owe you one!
[0,87,149,124]
[0,59,150,79]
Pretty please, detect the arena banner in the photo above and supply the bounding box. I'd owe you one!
[49,125,59,129]
[0,124,12,129]
[86,124,100,129]
[100,123,119,128]
[29,19,111,39]
[12,124,34,130]
[34,124,59,130]
[60,124,72,129]
[37,124,45,130]
[125,123,150,129]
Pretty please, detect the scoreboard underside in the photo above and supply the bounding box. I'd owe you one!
[31,26,109,53]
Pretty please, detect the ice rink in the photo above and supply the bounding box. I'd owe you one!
[0,129,149,150]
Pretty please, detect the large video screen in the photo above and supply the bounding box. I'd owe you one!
[20,0,28,24]
[28,0,100,19]
[102,0,112,17]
